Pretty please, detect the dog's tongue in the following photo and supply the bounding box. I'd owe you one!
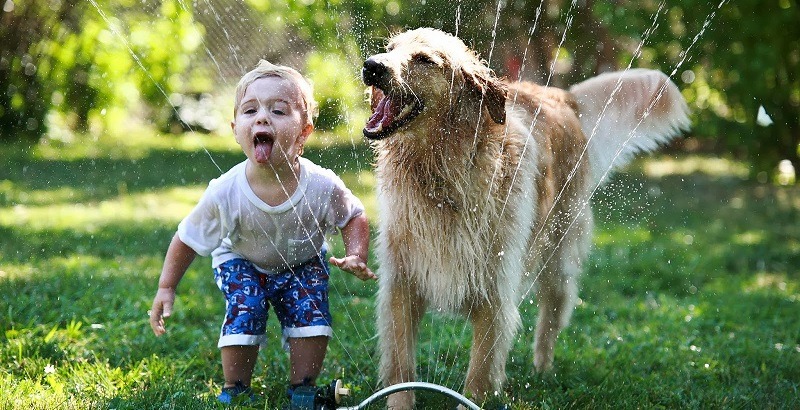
[254,139,273,163]
[365,95,397,133]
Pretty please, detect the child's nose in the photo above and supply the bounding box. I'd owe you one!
[255,108,270,124]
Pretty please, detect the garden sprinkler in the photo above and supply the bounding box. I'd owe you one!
[289,380,481,410]
[289,379,350,410]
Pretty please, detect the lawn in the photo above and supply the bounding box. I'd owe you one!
[0,130,798,409]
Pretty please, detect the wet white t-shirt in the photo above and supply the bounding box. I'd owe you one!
[177,157,364,272]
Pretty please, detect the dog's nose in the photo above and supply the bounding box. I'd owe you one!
[362,58,388,87]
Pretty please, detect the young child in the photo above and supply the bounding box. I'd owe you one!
[148,60,376,404]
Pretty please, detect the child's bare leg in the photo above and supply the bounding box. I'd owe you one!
[221,345,259,387]
[288,336,328,385]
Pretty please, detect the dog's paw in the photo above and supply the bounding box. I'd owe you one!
[533,356,554,373]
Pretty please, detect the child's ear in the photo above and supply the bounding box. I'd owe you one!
[297,123,313,157]
[300,123,314,143]
[230,120,235,133]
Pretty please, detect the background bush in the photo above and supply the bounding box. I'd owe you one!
[2,0,798,176]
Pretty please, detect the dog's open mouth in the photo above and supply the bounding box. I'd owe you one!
[363,89,423,140]
[253,132,274,163]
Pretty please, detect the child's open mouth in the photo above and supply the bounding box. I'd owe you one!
[253,132,274,163]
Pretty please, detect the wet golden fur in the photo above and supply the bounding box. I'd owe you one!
[364,28,689,408]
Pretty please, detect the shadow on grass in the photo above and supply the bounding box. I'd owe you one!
[0,222,176,263]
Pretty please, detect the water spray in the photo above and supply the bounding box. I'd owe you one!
[289,380,481,410]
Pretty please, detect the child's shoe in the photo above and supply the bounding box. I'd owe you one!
[217,382,256,405]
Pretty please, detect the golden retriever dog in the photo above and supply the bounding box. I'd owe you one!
[361,27,689,408]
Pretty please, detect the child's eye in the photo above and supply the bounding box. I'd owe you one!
[244,108,257,114]
[272,109,285,115]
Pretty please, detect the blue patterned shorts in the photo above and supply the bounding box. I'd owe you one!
[213,253,332,349]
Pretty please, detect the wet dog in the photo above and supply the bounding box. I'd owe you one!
[362,27,689,407]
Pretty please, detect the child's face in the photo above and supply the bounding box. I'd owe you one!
[231,76,313,167]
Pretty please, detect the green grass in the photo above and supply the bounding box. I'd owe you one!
[1,130,798,409]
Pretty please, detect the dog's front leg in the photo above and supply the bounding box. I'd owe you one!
[465,300,518,404]
[377,277,426,409]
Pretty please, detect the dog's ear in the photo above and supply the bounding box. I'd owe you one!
[484,79,507,124]
[463,69,507,124]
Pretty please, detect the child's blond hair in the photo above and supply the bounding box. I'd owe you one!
[234,60,318,127]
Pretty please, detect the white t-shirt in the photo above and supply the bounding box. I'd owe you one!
[177,157,364,272]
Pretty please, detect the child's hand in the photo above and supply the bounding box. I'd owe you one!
[329,255,377,281]
[149,287,176,336]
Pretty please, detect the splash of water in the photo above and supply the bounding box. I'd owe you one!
[88,0,732,397]
[87,0,223,173]
[438,0,731,390]
[88,0,384,389]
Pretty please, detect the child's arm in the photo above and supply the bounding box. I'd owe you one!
[329,213,377,281]
[149,233,197,336]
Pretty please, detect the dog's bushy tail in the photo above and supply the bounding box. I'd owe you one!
[569,68,691,186]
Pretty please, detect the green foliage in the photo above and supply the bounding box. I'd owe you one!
[306,51,370,132]
[595,0,800,175]
[0,0,83,140]
[1,132,798,408]
[258,0,800,174]
[126,1,206,107]
[1,0,210,140]
[5,1,798,175]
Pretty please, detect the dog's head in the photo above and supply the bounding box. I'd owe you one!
[362,27,507,140]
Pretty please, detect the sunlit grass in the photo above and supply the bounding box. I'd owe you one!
[592,225,652,246]
[339,169,378,218]
[733,230,767,245]
[34,127,241,161]
[742,272,797,296]
[1,131,798,409]
[0,187,203,231]
[641,155,750,178]
[32,124,367,162]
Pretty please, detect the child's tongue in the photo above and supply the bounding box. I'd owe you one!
[254,139,273,163]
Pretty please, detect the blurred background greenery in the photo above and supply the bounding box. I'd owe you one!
[2,0,798,181]
[2,2,799,408]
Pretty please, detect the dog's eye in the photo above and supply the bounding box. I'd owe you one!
[412,54,436,65]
